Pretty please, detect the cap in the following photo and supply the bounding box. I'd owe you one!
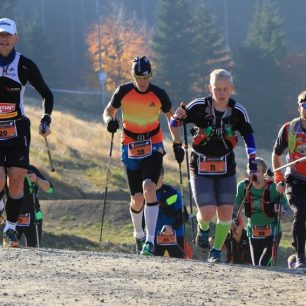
[131,56,152,77]
[0,18,17,35]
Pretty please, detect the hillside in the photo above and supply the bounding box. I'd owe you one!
[21,98,295,265]
[1,248,306,306]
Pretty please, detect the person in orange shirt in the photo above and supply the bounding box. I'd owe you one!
[103,56,183,256]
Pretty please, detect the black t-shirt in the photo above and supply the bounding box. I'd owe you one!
[184,96,254,176]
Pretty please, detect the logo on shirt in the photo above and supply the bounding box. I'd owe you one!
[5,87,20,92]
[149,102,156,107]
[0,103,16,113]
[1,66,16,77]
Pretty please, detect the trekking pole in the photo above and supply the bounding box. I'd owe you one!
[183,122,196,244]
[99,132,114,246]
[234,180,252,224]
[178,162,187,258]
[31,183,40,248]
[271,185,284,267]
[43,137,55,172]
[273,155,306,172]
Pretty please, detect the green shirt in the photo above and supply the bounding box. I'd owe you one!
[235,180,287,237]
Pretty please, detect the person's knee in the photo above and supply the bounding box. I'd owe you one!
[143,179,156,196]
[130,193,144,211]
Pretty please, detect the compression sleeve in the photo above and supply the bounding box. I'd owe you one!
[242,133,256,159]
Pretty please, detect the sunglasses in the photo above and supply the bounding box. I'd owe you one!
[299,101,306,109]
[133,74,152,80]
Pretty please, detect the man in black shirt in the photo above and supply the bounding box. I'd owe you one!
[0,18,53,247]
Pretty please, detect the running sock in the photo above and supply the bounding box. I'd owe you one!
[197,211,210,231]
[213,219,232,251]
[144,202,159,244]
[5,195,23,224]
[129,206,145,239]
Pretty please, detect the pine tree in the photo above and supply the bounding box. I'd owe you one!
[244,0,286,61]
[233,0,287,148]
[191,1,232,95]
[150,0,194,103]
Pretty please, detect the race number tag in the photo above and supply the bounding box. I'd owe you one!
[0,120,17,140]
[128,140,152,159]
[156,231,177,246]
[198,155,227,175]
[17,213,31,227]
[252,225,272,238]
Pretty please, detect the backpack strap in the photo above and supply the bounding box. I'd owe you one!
[288,117,300,154]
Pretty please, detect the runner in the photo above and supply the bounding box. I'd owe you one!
[16,165,54,247]
[155,167,187,259]
[0,18,53,247]
[235,157,287,266]
[103,56,182,256]
[272,90,306,268]
[171,68,257,263]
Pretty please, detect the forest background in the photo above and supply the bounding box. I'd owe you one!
[3,0,306,148]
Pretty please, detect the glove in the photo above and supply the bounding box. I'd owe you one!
[173,142,184,163]
[106,118,119,133]
[40,114,52,134]
[248,158,258,182]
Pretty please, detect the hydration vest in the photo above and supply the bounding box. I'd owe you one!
[192,97,238,149]
[243,179,276,218]
[287,117,306,177]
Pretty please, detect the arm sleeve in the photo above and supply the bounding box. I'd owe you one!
[24,57,54,115]
[242,134,256,159]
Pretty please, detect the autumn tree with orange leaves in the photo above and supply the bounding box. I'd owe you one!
[86,7,150,92]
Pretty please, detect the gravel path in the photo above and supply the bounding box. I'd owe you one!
[0,248,306,305]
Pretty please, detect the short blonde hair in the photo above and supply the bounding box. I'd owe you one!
[210,69,233,85]
[298,90,306,104]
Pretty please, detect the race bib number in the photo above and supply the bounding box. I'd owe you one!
[198,155,227,175]
[128,140,152,159]
[0,120,17,140]
[156,231,177,246]
[17,213,31,227]
[252,225,272,238]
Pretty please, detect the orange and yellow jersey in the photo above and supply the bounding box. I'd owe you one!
[110,82,172,145]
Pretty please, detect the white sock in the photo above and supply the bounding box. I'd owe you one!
[144,203,159,244]
[129,207,145,239]
[3,221,17,233]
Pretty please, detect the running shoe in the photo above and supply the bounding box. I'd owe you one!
[208,248,222,263]
[196,227,209,249]
[140,241,155,256]
[135,236,145,255]
[294,257,305,269]
[3,229,20,248]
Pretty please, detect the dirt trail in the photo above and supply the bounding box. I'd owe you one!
[0,248,306,306]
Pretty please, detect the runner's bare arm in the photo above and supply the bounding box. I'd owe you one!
[272,152,284,171]
[103,103,118,124]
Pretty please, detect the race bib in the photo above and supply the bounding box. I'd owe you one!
[128,140,152,159]
[198,155,227,175]
[252,225,272,238]
[17,213,31,227]
[0,120,17,140]
[156,231,177,246]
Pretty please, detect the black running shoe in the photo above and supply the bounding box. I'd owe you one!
[135,237,145,255]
